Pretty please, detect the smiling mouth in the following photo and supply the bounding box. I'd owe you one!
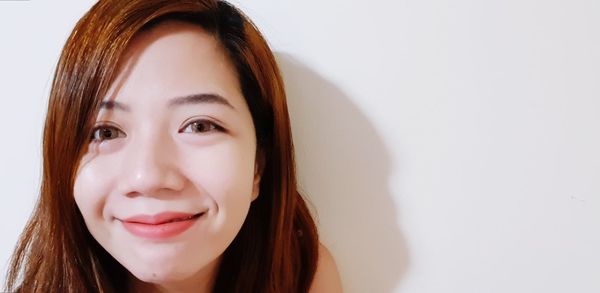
[121,211,206,225]
[161,213,203,223]
[120,211,206,239]
[124,212,204,225]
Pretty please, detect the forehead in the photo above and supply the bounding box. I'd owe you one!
[101,20,243,111]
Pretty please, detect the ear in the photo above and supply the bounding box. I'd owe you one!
[251,150,265,201]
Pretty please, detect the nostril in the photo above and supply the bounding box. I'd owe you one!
[119,163,187,197]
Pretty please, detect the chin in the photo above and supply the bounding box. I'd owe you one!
[129,262,194,283]
[121,244,203,279]
[135,274,185,285]
[123,252,222,287]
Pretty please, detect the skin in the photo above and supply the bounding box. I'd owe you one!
[310,244,344,293]
[74,21,260,292]
[73,20,343,293]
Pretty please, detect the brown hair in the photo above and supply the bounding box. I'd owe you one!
[4,0,319,292]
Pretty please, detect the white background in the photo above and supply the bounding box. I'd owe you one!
[1,1,599,292]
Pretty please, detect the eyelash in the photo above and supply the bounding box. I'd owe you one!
[89,119,225,143]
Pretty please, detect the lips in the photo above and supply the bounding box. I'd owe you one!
[120,211,205,239]
[122,212,203,225]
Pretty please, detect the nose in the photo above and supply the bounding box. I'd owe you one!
[117,130,185,197]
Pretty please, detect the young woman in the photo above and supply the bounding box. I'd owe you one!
[4,0,342,292]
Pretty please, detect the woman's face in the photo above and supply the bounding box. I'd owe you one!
[73,21,261,287]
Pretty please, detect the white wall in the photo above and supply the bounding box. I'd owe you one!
[1,1,599,292]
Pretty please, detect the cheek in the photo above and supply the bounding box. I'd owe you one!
[181,142,256,238]
[185,142,256,203]
[73,160,113,226]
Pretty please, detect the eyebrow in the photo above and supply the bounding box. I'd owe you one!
[99,93,235,112]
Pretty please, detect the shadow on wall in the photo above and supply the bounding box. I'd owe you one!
[276,53,409,293]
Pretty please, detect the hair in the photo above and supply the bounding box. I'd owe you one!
[4,0,319,292]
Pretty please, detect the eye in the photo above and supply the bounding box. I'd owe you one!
[90,125,125,142]
[180,119,224,134]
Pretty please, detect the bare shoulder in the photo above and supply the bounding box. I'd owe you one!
[309,243,343,293]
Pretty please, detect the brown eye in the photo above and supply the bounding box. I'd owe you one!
[181,120,223,134]
[91,126,123,142]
